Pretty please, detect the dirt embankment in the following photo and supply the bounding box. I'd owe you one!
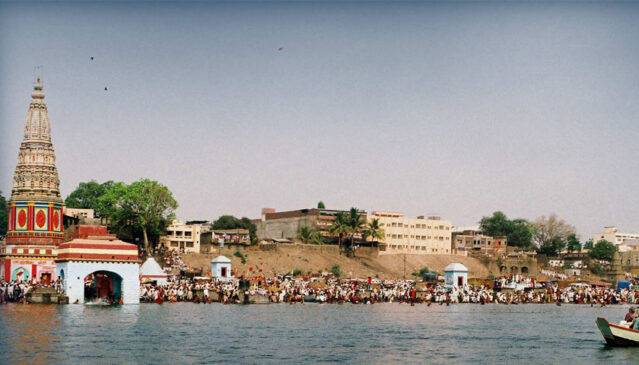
[181,244,489,280]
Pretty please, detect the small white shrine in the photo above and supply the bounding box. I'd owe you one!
[211,255,232,281]
[444,263,468,288]
[140,257,168,286]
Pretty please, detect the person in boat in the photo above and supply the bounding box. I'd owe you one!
[624,307,638,329]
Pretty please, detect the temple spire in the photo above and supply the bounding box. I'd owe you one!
[11,78,61,200]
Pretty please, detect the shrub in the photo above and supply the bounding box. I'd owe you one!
[330,264,342,277]
[234,250,246,264]
[292,268,303,276]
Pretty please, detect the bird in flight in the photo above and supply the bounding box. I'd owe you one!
[278,47,284,51]
[104,87,108,91]
[90,56,94,61]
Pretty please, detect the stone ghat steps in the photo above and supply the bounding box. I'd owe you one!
[27,287,69,304]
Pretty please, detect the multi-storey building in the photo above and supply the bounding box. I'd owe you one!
[160,220,210,253]
[452,228,507,254]
[593,226,639,247]
[255,208,366,242]
[1,78,64,284]
[370,211,452,255]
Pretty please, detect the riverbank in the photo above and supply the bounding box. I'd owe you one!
[180,244,490,279]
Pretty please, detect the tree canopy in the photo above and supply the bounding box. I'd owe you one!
[65,180,115,216]
[211,215,257,245]
[0,191,7,238]
[479,211,534,249]
[532,214,575,255]
[317,201,325,209]
[583,239,594,250]
[363,218,385,242]
[65,179,178,253]
[589,239,617,262]
[566,234,582,253]
[298,225,322,245]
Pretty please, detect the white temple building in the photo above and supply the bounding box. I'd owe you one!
[444,263,468,288]
[56,225,140,304]
[211,255,232,281]
[140,257,168,285]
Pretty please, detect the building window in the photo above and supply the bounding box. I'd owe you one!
[186,242,194,248]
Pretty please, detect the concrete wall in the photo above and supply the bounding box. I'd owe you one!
[256,216,316,241]
[56,261,140,304]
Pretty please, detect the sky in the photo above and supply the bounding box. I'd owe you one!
[1,2,638,238]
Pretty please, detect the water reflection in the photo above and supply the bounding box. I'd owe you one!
[0,305,60,365]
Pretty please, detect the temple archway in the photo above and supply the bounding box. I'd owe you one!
[83,271,123,304]
[521,266,529,274]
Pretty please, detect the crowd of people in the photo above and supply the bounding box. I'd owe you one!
[0,278,64,304]
[157,248,189,274]
[137,273,639,306]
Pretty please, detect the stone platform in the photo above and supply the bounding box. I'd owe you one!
[27,287,68,304]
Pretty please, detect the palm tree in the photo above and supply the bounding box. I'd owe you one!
[363,218,385,243]
[345,207,365,256]
[329,212,349,252]
[298,225,322,245]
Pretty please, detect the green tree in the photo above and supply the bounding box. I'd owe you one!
[212,215,244,229]
[65,181,114,215]
[298,225,322,245]
[0,191,7,238]
[583,239,594,250]
[240,217,258,245]
[589,239,617,262]
[566,234,582,253]
[329,211,349,250]
[479,211,511,237]
[363,218,385,243]
[317,201,325,209]
[538,236,565,257]
[118,179,178,253]
[212,215,257,245]
[509,219,535,249]
[345,207,365,254]
[479,212,534,249]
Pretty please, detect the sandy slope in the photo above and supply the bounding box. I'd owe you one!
[181,244,489,279]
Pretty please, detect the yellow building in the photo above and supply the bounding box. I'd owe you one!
[369,211,453,255]
[160,220,210,253]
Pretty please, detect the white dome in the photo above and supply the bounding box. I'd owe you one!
[444,263,468,272]
[211,255,231,263]
[140,257,167,277]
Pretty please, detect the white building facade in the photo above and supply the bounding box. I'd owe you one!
[211,255,232,281]
[369,211,453,255]
[444,263,468,288]
[593,226,639,247]
[160,220,210,253]
[55,228,140,304]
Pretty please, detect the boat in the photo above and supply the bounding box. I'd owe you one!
[596,317,639,346]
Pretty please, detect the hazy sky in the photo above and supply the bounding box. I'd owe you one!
[1,2,638,238]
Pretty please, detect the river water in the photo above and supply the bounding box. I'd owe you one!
[0,303,637,364]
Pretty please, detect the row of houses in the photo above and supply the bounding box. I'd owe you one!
[61,207,638,259]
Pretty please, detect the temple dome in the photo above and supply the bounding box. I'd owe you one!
[211,255,231,263]
[444,263,468,272]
